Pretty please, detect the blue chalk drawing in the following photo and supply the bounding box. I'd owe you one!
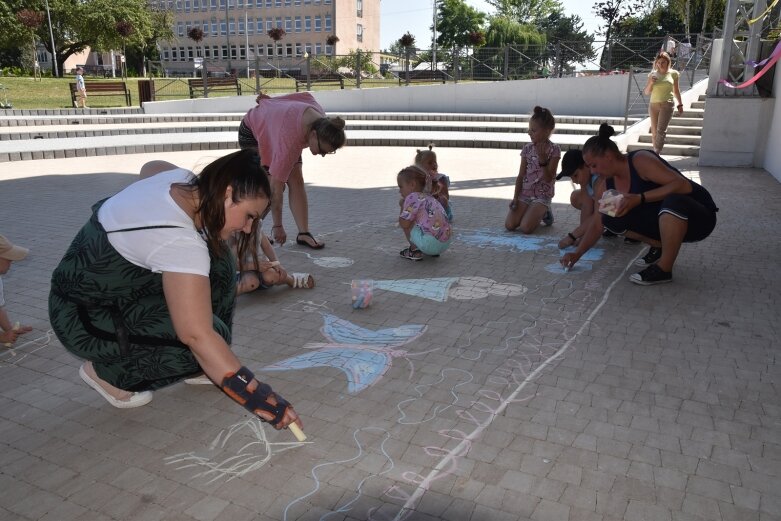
[261,313,428,394]
[459,230,605,261]
[559,246,604,262]
[459,231,548,252]
[371,276,527,302]
[373,278,459,302]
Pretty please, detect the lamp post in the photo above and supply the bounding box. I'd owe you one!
[44,0,58,77]
[225,0,232,74]
[432,0,437,72]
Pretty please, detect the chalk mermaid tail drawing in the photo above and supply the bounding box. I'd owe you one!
[319,313,426,346]
[260,313,429,394]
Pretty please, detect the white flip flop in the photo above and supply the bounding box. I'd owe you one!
[79,363,153,409]
[184,374,213,385]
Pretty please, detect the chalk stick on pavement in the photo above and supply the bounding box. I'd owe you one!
[289,423,307,441]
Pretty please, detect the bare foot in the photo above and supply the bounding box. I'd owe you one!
[82,361,134,401]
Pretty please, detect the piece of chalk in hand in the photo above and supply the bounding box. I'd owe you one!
[289,423,307,441]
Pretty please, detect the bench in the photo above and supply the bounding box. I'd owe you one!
[295,74,345,92]
[69,81,131,106]
[188,76,241,98]
[399,70,448,85]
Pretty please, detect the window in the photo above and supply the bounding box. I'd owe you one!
[295,16,301,32]
[205,47,211,58]
[275,0,281,6]
[356,0,362,17]
[231,45,237,59]
[266,20,273,32]
[211,21,218,35]
[325,14,331,32]
[222,46,228,59]
[304,16,311,32]
[185,0,192,11]
[256,18,263,32]
[213,45,219,57]
[266,44,273,56]
[294,0,301,5]
[284,0,291,5]
[323,0,331,4]
[356,23,363,43]
[285,17,291,32]
[237,0,244,6]
[240,46,246,59]
[265,0,271,7]
[275,17,282,27]
[238,19,245,34]
[246,0,253,6]
[303,0,310,5]
[211,0,217,8]
[176,0,183,10]
[179,47,186,59]
[315,43,322,55]
[219,0,225,8]
[188,47,194,59]
[177,22,184,37]
[314,16,321,32]
[229,20,235,34]
[285,43,292,56]
[305,43,312,55]
[163,49,170,61]
[247,19,253,34]
[220,21,226,34]
[295,42,302,56]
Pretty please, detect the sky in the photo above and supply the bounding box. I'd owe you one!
[379,0,602,50]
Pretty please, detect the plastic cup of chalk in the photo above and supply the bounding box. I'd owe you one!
[598,189,623,217]
[351,280,374,309]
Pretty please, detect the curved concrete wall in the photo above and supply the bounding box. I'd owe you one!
[142,75,631,118]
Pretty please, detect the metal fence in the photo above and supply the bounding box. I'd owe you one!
[144,34,714,123]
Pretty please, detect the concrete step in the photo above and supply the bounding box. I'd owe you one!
[627,142,701,156]
[0,110,639,128]
[0,129,595,162]
[0,120,614,142]
[638,134,701,146]
[690,101,705,110]
[0,113,242,127]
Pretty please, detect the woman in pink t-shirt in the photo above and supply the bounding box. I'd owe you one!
[239,92,346,248]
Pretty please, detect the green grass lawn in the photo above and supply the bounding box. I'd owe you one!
[0,75,428,110]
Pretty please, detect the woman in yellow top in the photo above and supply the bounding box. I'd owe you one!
[643,52,683,154]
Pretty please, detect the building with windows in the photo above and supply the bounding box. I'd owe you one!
[152,0,380,76]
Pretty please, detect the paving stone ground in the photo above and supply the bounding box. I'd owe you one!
[1,145,779,521]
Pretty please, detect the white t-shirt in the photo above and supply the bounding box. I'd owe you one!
[98,169,211,277]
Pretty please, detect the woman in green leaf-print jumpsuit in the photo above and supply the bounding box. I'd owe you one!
[48,149,302,431]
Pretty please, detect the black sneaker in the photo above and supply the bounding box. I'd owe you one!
[629,264,672,285]
[634,247,662,267]
[542,209,554,226]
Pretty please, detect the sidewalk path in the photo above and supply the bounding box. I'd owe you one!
[1,147,779,521]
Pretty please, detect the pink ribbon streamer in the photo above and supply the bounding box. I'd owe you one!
[719,40,781,89]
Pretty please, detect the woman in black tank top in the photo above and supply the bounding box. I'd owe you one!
[560,124,717,286]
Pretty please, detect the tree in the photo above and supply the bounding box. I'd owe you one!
[539,12,596,75]
[485,0,563,25]
[484,16,544,48]
[436,0,487,49]
[16,9,44,73]
[0,0,159,77]
[593,0,645,69]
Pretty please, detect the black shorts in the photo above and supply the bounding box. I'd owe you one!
[603,193,717,243]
